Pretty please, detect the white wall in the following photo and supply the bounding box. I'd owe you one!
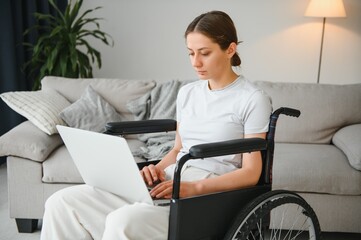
[80,0,361,84]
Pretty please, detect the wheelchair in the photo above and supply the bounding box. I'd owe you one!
[105,107,321,240]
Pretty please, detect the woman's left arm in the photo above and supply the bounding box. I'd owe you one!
[192,132,265,196]
[150,132,266,199]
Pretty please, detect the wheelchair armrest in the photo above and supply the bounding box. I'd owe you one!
[104,119,177,135]
[189,138,267,159]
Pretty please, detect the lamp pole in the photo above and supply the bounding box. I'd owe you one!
[317,17,326,84]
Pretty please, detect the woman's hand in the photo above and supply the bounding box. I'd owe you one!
[150,180,199,199]
[140,123,182,187]
[140,164,165,186]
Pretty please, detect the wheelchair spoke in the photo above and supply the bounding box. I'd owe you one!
[249,230,256,240]
[225,191,321,240]
[256,218,264,240]
[281,204,307,240]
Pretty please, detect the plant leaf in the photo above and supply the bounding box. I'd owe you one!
[23,0,113,89]
[67,0,82,30]
[59,51,68,76]
[48,0,65,22]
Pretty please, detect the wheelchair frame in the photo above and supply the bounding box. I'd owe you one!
[105,107,321,240]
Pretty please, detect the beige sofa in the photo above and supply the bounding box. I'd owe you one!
[0,76,360,233]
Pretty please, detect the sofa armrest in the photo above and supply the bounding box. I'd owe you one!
[332,124,361,171]
[0,121,63,162]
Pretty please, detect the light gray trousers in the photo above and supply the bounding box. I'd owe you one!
[40,164,217,240]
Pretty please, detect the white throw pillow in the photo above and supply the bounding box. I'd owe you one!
[0,89,71,135]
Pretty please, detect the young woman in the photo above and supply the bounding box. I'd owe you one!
[41,10,272,240]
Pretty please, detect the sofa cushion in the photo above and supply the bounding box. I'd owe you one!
[42,138,147,183]
[273,143,361,195]
[41,76,156,120]
[42,145,83,183]
[0,89,71,135]
[333,124,361,171]
[254,81,361,144]
[0,121,63,162]
[59,85,123,132]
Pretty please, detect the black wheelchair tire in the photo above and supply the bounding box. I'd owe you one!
[223,190,321,240]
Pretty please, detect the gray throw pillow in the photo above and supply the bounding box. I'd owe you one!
[59,85,122,132]
[332,124,361,171]
[0,121,63,162]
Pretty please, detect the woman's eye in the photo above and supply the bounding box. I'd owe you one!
[188,52,210,57]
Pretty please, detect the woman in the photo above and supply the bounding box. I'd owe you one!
[41,10,272,240]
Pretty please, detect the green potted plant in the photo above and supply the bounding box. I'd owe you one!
[24,0,113,90]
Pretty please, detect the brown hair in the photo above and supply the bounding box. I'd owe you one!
[185,11,241,67]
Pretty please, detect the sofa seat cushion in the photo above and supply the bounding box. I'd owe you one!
[42,139,147,183]
[42,145,83,183]
[273,143,361,195]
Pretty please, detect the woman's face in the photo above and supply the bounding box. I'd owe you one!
[186,32,233,81]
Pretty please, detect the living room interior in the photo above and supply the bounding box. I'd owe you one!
[0,0,360,239]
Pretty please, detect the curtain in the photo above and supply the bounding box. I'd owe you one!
[0,0,67,165]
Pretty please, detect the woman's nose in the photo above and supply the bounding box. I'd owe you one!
[192,55,202,68]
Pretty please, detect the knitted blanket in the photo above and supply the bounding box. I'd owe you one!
[126,79,194,160]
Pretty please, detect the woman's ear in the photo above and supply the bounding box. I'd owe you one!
[227,42,237,58]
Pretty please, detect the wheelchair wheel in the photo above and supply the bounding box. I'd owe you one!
[224,190,321,240]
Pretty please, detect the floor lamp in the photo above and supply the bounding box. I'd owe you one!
[304,0,346,84]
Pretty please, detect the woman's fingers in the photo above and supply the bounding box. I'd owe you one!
[141,164,162,186]
[141,165,154,185]
[150,180,173,199]
[148,164,159,182]
[150,181,198,199]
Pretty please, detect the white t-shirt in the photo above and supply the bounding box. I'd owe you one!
[176,76,272,175]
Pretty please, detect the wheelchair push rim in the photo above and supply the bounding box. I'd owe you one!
[224,190,321,240]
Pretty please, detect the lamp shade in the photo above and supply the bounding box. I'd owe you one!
[305,0,346,17]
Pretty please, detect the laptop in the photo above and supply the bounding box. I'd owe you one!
[56,125,170,206]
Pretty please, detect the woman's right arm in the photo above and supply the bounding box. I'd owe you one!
[140,123,182,186]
